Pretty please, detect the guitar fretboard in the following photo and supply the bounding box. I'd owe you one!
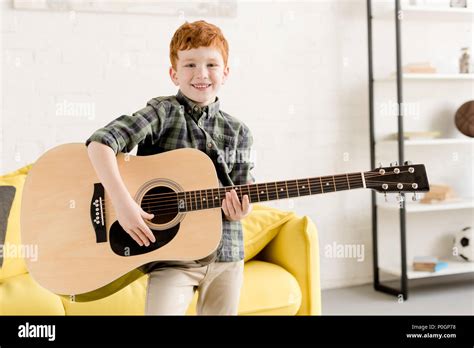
[174,172,365,212]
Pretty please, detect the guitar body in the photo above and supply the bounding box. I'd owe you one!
[21,143,222,300]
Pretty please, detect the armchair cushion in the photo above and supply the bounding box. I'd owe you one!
[0,164,33,281]
[242,204,295,261]
[0,273,65,315]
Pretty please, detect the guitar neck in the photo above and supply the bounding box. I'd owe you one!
[178,172,366,212]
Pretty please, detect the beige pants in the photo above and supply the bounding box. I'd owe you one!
[145,260,244,315]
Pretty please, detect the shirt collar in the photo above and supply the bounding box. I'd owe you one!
[176,89,220,120]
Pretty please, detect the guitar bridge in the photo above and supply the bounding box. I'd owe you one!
[90,183,107,243]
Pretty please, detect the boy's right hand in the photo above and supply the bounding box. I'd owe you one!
[113,196,156,247]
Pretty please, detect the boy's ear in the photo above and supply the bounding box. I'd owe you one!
[222,65,230,85]
[169,66,179,86]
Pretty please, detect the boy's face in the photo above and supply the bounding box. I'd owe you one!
[169,46,229,107]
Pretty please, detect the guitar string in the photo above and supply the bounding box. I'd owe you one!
[110,170,414,206]
[98,172,379,208]
[97,172,415,213]
[97,179,418,216]
[136,170,412,203]
[137,180,416,215]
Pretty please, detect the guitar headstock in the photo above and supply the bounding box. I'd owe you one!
[364,162,430,194]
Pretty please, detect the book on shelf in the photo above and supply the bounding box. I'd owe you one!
[387,131,441,140]
[413,256,448,272]
[402,62,437,74]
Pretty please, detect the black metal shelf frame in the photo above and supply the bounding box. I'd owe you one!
[367,0,408,300]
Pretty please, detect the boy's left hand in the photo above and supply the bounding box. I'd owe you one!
[221,189,252,221]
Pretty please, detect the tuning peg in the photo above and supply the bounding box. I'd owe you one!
[412,192,418,201]
[404,160,412,165]
[390,161,398,167]
[378,162,383,168]
[384,192,388,202]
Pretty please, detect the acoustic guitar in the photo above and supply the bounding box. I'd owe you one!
[21,143,429,301]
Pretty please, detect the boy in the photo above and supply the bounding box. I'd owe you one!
[85,20,255,315]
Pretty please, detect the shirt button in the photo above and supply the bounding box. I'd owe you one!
[207,142,213,149]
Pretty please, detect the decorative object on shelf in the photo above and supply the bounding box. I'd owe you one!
[453,226,473,261]
[450,0,468,8]
[402,62,437,73]
[420,184,456,203]
[454,100,474,137]
[388,131,441,140]
[413,256,448,272]
[459,47,470,74]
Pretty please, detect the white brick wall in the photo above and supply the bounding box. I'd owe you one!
[1,0,376,290]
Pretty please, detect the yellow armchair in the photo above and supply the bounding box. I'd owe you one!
[0,165,321,315]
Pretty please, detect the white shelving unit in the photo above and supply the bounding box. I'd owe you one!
[380,259,474,279]
[378,198,474,212]
[378,138,474,146]
[376,4,474,20]
[376,73,474,81]
[369,1,474,295]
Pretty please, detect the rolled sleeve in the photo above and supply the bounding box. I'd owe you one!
[85,98,168,155]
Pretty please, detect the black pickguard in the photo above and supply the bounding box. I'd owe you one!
[109,221,180,256]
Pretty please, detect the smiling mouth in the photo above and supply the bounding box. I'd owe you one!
[192,84,212,90]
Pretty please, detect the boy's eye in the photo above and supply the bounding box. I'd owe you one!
[185,64,195,67]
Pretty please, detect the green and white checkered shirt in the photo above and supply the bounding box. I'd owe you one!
[85,89,255,264]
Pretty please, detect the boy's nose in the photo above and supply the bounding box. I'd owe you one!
[196,66,209,78]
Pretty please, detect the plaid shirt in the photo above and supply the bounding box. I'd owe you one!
[85,90,255,264]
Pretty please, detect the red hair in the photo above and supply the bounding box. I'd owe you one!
[169,20,229,70]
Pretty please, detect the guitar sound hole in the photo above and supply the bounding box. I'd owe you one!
[141,186,178,225]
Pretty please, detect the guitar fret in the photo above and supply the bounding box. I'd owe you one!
[321,176,335,192]
[181,170,372,212]
[253,184,260,203]
[287,180,298,198]
[267,182,278,201]
[256,183,265,202]
[336,174,349,191]
[245,184,252,203]
[235,186,242,202]
[217,188,222,206]
[298,179,310,196]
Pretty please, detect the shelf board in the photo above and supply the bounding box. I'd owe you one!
[380,259,474,279]
[376,5,474,21]
[376,73,474,81]
[378,138,474,146]
[378,198,474,212]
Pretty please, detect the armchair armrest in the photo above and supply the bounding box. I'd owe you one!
[257,215,321,315]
